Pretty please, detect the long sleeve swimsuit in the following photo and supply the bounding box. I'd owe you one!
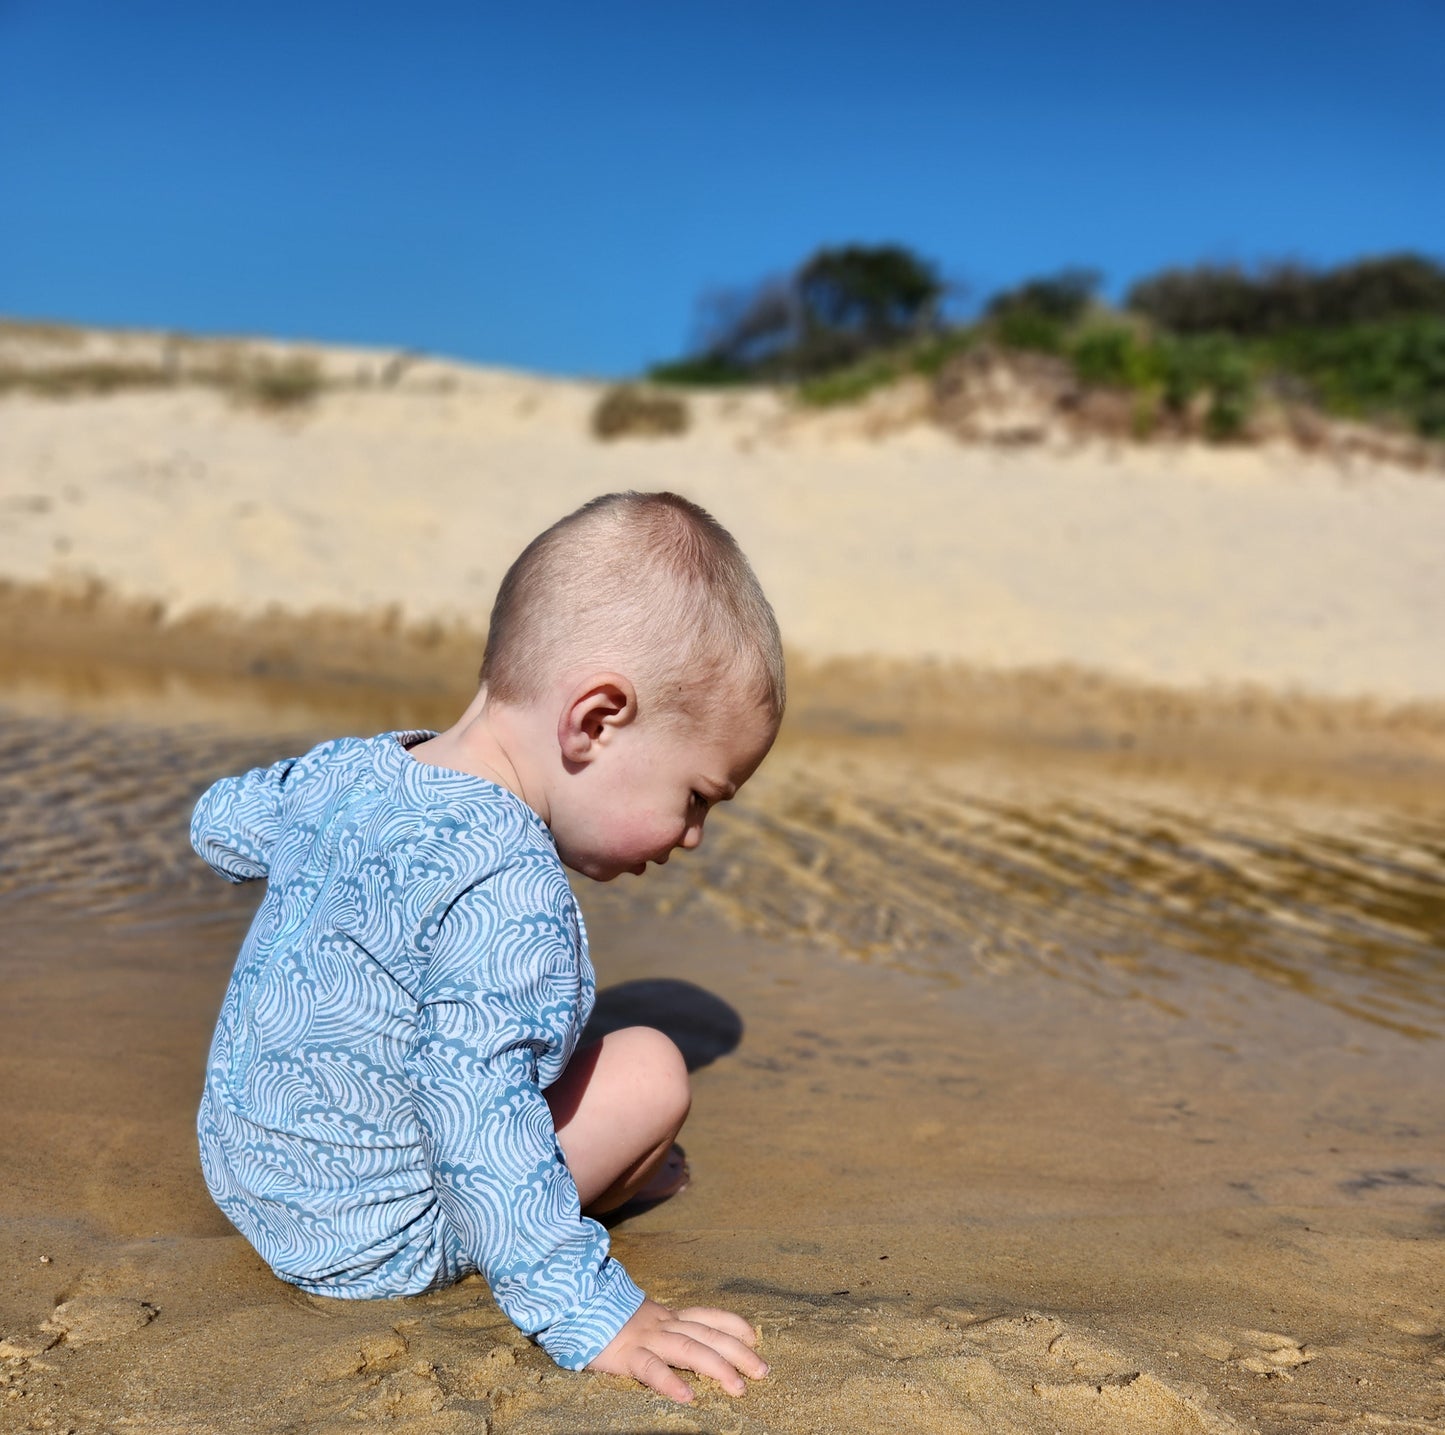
[191,730,644,1369]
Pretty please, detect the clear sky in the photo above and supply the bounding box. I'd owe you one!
[2,0,1440,377]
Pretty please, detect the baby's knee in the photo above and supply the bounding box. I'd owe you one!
[613,1025,691,1130]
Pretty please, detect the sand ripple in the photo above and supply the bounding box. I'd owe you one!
[621,743,1445,1039]
[0,712,292,922]
[3,709,1442,1040]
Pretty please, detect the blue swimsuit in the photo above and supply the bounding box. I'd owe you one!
[191,731,644,1369]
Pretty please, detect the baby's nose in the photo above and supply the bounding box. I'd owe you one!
[680,825,703,851]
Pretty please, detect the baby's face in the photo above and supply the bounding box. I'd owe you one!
[551,696,776,883]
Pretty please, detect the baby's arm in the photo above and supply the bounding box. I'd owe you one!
[542,1029,768,1400]
[408,876,767,1399]
[190,753,300,881]
[407,880,645,1368]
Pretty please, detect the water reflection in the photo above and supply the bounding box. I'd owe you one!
[637,746,1445,1040]
[1,657,1441,1041]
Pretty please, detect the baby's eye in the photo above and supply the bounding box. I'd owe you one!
[690,790,710,813]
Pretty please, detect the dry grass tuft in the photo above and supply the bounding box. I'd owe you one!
[591,385,689,440]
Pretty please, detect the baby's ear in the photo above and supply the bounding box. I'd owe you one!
[557,674,638,763]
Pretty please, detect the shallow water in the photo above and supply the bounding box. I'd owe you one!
[4,680,1440,1042]
[675,736,1445,1041]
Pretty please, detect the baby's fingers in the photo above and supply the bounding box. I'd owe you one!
[670,1320,770,1389]
[651,1329,759,1398]
[672,1306,761,1348]
[626,1348,695,1405]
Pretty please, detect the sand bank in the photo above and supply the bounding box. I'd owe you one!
[2,332,1444,708]
[6,577,1445,797]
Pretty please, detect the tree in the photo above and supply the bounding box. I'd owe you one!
[792,245,943,372]
[1126,254,1445,336]
[981,269,1102,353]
[692,277,798,372]
[672,243,944,381]
[986,268,1101,325]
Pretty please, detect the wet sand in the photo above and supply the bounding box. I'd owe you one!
[1,680,1442,1435]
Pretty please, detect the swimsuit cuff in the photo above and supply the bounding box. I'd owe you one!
[535,1260,646,1370]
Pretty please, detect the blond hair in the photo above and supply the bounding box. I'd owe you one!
[481,492,785,724]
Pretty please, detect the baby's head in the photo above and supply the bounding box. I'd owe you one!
[480,491,784,879]
[483,490,784,726]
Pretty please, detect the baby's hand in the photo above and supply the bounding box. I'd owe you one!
[587,1297,769,1403]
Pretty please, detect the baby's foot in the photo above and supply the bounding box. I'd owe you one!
[604,1144,690,1223]
[638,1143,690,1204]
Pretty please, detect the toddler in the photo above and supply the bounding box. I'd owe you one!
[191,491,783,1403]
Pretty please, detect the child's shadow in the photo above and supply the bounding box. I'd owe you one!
[584,978,744,1073]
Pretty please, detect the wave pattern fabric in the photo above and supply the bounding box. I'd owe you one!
[191,731,644,1369]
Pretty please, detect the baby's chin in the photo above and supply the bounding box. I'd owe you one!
[562,854,647,882]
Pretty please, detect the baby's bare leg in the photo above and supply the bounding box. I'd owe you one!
[545,1026,691,1214]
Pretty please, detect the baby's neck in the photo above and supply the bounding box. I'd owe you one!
[406,694,543,820]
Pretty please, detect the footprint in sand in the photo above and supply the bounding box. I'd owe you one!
[847,1306,966,1361]
[343,1362,446,1420]
[39,1296,158,1348]
[1194,1327,1313,1375]
[293,1326,408,1384]
[288,1331,465,1431]
[767,1305,1244,1434]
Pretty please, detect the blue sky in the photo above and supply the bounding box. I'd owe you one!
[1,0,1440,376]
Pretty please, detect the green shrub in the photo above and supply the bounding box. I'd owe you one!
[992,308,1067,354]
[1127,254,1445,336]
[797,354,901,407]
[647,355,753,387]
[782,327,978,406]
[1156,335,1256,439]
[1131,391,1162,439]
[1264,317,1445,436]
[986,268,1100,325]
[1415,389,1445,439]
[1068,325,1158,389]
[1204,351,1255,439]
[908,327,980,377]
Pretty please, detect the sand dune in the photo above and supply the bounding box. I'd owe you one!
[2,325,1443,707]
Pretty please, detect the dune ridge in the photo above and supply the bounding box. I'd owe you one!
[2,323,1443,714]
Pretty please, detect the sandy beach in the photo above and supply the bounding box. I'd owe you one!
[1,330,1443,1433]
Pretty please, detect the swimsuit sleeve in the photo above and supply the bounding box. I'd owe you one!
[405,866,644,1370]
[190,754,300,882]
